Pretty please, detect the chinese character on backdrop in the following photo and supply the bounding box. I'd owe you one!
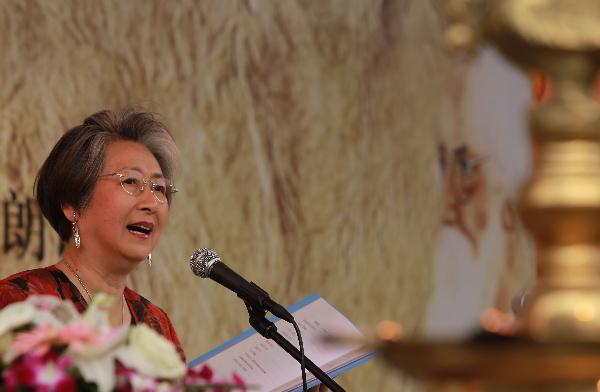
[3,189,45,261]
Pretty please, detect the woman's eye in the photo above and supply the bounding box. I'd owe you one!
[152,184,167,194]
[123,177,140,186]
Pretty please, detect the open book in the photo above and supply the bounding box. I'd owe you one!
[188,294,375,392]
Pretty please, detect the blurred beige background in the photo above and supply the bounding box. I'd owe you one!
[0,1,535,390]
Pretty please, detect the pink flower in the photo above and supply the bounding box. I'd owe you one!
[10,323,58,358]
[115,361,184,392]
[183,365,246,392]
[210,373,246,392]
[184,364,214,383]
[3,351,76,392]
[57,319,105,353]
[115,361,133,391]
[231,372,245,388]
[10,319,111,360]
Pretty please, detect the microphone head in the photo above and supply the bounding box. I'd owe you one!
[190,248,221,278]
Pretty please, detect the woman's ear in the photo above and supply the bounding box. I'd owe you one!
[61,204,76,222]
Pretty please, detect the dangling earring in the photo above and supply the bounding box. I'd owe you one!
[147,253,152,267]
[72,212,81,249]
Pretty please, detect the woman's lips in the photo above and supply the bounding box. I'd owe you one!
[129,230,149,239]
[126,221,154,239]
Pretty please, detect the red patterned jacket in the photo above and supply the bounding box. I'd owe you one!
[0,265,185,361]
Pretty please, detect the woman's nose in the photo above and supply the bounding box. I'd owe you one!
[138,182,160,208]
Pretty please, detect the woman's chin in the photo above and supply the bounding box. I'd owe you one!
[118,252,152,267]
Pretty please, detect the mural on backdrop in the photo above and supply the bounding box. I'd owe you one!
[424,47,537,338]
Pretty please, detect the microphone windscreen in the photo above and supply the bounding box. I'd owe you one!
[190,248,220,278]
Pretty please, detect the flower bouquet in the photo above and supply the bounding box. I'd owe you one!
[0,294,245,391]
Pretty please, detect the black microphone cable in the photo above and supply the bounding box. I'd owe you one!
[291,320,308,392]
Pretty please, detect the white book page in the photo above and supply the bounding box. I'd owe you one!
[193,297,369,392]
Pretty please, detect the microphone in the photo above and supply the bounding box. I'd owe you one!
[190,248,294,323]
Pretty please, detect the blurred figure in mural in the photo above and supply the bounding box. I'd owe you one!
[0,108,185,358]
[424,47,535,339]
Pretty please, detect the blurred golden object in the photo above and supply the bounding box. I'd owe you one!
[379,338,600,387]
[479,308,519,336]
[493,0,600,51]
[379,0,600,389]
[375,320,405,341]
[451,0,600,344]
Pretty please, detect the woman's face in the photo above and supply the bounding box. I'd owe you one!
[72,140,170,268]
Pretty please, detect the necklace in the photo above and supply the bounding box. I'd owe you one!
[64,260,93,301]
[63,260,126,325]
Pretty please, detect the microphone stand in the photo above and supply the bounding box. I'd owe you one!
[244,301,346,392]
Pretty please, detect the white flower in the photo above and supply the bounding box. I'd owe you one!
[116,324,186,380]
[26,295,79,327]
[68,325,129,392]
[0,301,36,337]
[66,294,129,392]
[74,355,117,392]
[82,293,115,331]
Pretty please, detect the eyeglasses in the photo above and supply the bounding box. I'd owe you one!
[99,169,178,204]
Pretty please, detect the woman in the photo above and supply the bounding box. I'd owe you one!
[0,108,184,359]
